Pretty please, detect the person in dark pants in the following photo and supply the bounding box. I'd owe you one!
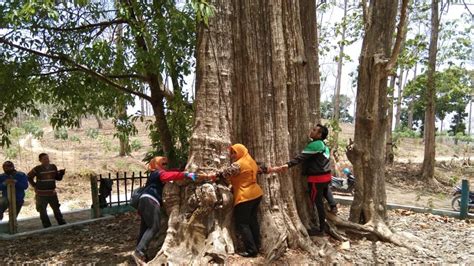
[132,156,198,265]
[208,144,263,258]
[270,124,337,236]
[0,161,29,220]
[27,153,66,228]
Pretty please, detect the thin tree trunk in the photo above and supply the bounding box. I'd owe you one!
[407,64,418,130]
[394,68,405,130]
[94,114,103,129]
[331,0,349,156]
[117,104,130,157]
[407,98,414,129]
[121,0,176,162]
[469,99,472,136]
[421,0,439,181]
[386,75,396,164]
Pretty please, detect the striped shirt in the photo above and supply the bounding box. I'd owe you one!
[28,164,60,196]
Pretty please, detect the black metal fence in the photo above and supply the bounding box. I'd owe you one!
[94,172,149,209]
[91,172,148,218]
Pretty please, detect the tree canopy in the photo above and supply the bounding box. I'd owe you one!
[0,1,197,161]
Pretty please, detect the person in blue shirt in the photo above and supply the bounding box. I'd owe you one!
[0,161,29,220]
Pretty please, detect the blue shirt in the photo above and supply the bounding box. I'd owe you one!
[0,171,29,203]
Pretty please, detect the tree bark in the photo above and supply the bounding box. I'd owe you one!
[232,0,320,260]
[94,114,103,129]
[421,0,439,181]
[386,75,396,164]
[394,68,405,130]
[346,0,399,224]
[300,0,322,125]
[407,98,414,129]
[151,0,324,263]
[117,103,130,157]
[151,0,234,263]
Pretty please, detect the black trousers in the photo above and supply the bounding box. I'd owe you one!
[35,195,66,228]
[309,182,332,232]
[136,197,161,256]
[0,199,23,220]
[234,196,262,254]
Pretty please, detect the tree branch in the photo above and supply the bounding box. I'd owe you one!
[0,37,152,102]
[386,0,409,72]
[33,19,128,32]
[462,0,473,17]
[21,68,146,81]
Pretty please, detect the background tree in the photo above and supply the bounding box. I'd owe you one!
[331,0,362,152]
[346,0,407,229]
[321,94,354,123]
[0,1,197,164]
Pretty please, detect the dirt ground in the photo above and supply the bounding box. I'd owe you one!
[1,207,472,265]
[0,119,473,263]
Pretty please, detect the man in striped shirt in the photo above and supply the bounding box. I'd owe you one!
[28,153,66,228]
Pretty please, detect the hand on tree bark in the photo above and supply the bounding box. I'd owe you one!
[268,164,288,173]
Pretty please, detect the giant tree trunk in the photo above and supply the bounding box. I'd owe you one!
[152,0,323,264]
[421,0,439,181]
[300,0,322,124]
[346,0,398,224]
[151,0,234,264]
[233,0,321,260]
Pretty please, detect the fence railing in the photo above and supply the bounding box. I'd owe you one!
[90,172,149,218]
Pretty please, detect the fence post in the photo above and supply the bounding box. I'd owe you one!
[460,179,470,219]
[6,179,17,234]
[90,175,101,218]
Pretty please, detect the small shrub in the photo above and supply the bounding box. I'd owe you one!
[454,133,473,143]
[21,120,44,139]
[393,127,420,139]
[5,146,19,159]
[130,139,143,152]
[86,128,99,139]
[54,127,68,140]
[449,175,460,186]
[69,135,81,143]
[115,159,127,170]
[10,127,25,140]
[97,135,113,152]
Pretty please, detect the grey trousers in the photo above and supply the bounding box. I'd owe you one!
[136,197,161,254]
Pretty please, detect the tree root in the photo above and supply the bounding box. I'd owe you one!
[326,212,432,255]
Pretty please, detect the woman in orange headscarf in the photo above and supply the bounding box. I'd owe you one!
[211,144,263,258]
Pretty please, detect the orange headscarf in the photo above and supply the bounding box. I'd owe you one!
[229,144,262,205]
[148,156,168,171]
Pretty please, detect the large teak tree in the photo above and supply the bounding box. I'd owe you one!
[150,0,324,263]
